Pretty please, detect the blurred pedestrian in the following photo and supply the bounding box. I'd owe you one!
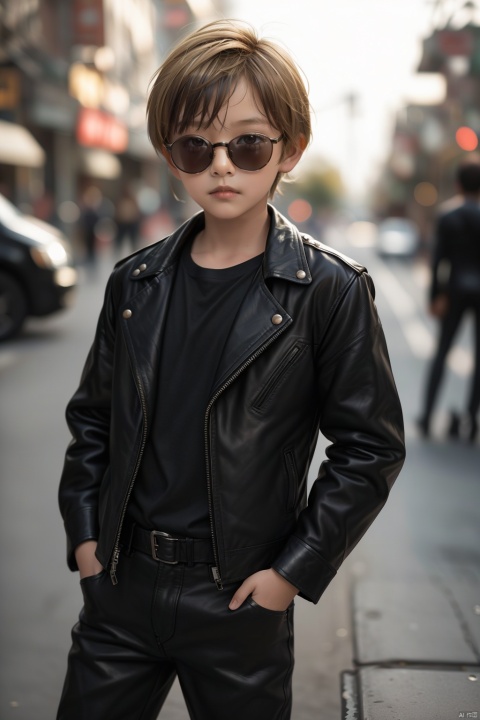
[79,186,103,268]
[56,20,404,720]
[418,160,480,442]
[114,185,141,256]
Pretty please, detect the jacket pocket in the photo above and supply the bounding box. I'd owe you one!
[252,342,308,413]
[283,447,298,513]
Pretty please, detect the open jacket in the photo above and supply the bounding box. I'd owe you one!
[59,205,405,604]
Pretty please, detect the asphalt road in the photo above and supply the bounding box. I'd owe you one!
[0,229,478,720]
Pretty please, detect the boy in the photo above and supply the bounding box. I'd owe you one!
[57,20,405,720]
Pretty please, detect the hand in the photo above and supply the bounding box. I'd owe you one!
[229,568,298,612]
[75,540,103,580]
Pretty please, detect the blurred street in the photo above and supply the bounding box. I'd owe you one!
[1,228,478,720]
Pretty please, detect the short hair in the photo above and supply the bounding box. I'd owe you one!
[147,19,311,196]
[457,160,480,193]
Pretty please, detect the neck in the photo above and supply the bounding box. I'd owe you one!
[191,204,270,268]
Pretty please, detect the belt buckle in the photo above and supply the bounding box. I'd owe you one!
[150,530,179,564]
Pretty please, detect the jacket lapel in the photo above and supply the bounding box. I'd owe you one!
[211,206,312,394]
[119,214,204,420]
[210,275,293,393]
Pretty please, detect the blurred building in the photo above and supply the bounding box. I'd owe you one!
[0,0,225,235]
[372,0,480,253]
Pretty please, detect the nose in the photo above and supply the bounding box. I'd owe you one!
[210,144,234,175]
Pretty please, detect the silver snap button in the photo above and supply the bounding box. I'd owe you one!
[271,314,283,325]
[296,269,306,279]
[139,263,147,271]
[132,269,140,276]
[122,309,133,319]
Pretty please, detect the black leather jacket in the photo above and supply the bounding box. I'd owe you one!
[59,206,405,603]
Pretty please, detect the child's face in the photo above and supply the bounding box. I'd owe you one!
[164,79,302,223]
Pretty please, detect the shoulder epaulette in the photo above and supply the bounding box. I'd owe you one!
[302,235,366,275]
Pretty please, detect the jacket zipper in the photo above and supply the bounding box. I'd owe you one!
[109,369,148,585]
[204,322,290,590]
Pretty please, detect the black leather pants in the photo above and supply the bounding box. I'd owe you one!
[57,550,295,720]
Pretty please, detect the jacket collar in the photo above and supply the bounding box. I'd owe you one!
[263,205,312,284]
[130,204,312,286]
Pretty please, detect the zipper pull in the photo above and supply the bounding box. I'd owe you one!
[211,566,223,590]
[110,547,120,585]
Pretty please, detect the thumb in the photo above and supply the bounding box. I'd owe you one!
[229,577,255,611]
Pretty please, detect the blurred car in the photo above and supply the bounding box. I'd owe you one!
[0,193,77,341]
[376,217,420,258]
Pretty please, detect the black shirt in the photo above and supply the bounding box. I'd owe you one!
[128,241,263,537]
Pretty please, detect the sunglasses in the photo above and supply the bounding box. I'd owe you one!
[164,133,284,174]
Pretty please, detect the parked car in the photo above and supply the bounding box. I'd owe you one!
[376,217,420,258]
[0,193,77,341]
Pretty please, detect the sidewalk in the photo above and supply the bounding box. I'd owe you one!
[343,575,480,719]
[340,435,480,720]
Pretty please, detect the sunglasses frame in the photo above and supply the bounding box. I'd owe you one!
[164,133,284,174]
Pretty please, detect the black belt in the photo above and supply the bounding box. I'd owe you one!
[122,524,214,565]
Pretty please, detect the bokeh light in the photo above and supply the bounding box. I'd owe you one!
[455,126,478,152]
[288,198,313,224]
[414,181,438,207]
[57,200,80,223]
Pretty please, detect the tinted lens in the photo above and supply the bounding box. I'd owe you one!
[171,136,211,173]
[168,134,276,173]
[229,134,273,170]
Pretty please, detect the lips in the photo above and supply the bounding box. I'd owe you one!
[209,186,239,195]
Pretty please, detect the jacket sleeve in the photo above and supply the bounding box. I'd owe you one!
[272,271,405,603]
[58,273,118,570]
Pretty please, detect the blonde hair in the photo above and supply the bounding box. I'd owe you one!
[147,19,311,196]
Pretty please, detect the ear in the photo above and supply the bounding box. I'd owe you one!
[278,135,306,174]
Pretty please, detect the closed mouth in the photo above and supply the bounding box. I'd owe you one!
[210,186,238,194]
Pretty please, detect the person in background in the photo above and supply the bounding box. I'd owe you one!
[78,185,103,268]
[57,20,405,719]
[114,185,141,256]
[418,159,480,442]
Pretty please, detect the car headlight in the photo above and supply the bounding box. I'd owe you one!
[30,240,68,269]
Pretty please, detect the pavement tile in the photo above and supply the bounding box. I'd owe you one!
[353,579,479,665]
[447,580,480,656]
[357,666,480,720]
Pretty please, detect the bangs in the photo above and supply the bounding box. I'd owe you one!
[170,66,285,141]
[173,74,239,135]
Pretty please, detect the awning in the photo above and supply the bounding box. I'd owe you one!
[80,148,122,179]
[0,120,46,167]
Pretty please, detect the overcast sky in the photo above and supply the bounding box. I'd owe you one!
[225,0,434,196]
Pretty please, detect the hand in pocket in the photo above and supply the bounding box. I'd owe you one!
[75,540,104,580]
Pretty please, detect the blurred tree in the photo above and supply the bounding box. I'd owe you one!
[285,165,345,210]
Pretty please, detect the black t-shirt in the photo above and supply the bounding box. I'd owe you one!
[127,241,264,537]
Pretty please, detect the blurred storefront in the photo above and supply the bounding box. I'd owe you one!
[0,1,76,217]
[372,0,480,253]
[0,0,225,241]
